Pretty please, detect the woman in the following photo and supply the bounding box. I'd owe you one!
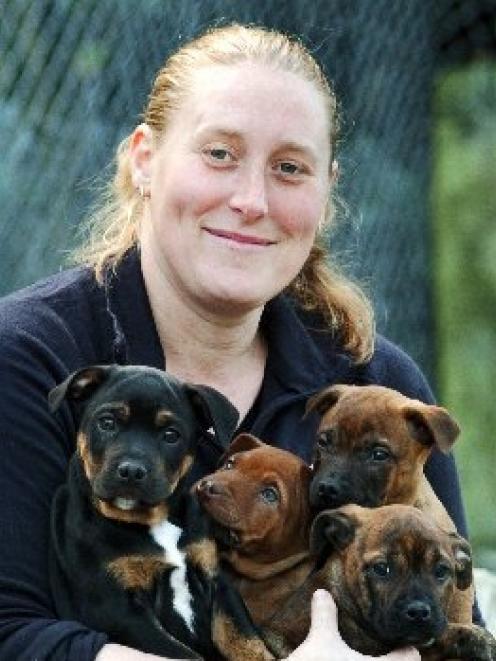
[0,23,469,660]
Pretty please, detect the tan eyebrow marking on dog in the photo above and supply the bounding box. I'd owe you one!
[77,432,102,481]
[187,539,218,578]
[107,554,168,590]
[155,409,175,427]
[108,402,130,421]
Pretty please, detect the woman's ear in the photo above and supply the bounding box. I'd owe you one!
[129,123,154,193]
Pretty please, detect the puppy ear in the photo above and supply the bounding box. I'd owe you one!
[310,509,358,558]
[403,404,460,453]
[48,365,112,412]
[305,384,350,418]
[227,433,265,456]
[450,533,473,591]
[185,385,239,450]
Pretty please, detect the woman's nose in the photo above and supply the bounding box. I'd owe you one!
[228,166,269,221]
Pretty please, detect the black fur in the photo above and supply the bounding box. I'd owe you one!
[49,365,270,660]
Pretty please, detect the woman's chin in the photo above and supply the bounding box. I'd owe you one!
[196,286,271,316]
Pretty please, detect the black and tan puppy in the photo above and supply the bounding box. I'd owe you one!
[49,364,274,661]
[267,504,496,660]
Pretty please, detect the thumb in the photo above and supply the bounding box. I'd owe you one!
[306,589,339,638]
[380,648,421,661]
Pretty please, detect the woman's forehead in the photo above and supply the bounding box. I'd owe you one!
[169,62,331,150]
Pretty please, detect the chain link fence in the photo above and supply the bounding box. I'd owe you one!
[1,0,495,382]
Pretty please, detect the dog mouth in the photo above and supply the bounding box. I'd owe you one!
[382,624,443,649]
[95,483,170,510]
[201,499,242,528]
[112,497,140,511]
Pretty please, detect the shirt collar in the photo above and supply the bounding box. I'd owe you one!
[261,294,357,395]
[106,247,357,393]
[105,248,164,368]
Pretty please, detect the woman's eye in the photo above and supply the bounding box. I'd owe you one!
[278,161,299,174]
[203,146,234,163]
[97,414,116,432]
[274,160,308,178]
[260,486,280,504]
[163,428,181,444]
[223,459,234,470]
[371,447,391,462]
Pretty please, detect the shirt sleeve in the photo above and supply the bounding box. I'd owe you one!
[0,303,108,660]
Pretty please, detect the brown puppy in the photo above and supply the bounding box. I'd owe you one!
[195,433,313,627]
[306,383,473,623]
[267,504,496,660]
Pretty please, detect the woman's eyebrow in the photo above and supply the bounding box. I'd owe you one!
[194,126,243,143]
[195,127,318,161]
[273,141,318,163]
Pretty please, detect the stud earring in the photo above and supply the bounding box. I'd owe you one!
[138,184,150,199]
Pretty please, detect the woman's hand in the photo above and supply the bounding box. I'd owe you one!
[284,590,421,661]
[95,643,190,660]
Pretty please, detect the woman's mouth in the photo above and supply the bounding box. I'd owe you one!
[204,228,275,246]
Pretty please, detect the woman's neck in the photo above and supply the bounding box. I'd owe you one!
[141,251,267,420]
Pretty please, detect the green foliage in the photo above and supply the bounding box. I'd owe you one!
[433,60,496,568]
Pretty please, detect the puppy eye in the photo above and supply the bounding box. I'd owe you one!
[163,428,181,444]
[317,429,334,447]
[260,486,280,504]
[97,414,116,432]
[434,562,452,582]
[317,432,328,447]
[223,459,234,470]
[371,446,391,462]
[371,561,391,578]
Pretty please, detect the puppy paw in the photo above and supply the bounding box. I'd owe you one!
[428,624,496,660]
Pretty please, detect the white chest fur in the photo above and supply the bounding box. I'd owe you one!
[151,519,195,633]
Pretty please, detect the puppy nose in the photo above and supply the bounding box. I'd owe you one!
[404,600,432,623]
[117,460,148,483]
[198,479,223,496]
[317,478,341,504]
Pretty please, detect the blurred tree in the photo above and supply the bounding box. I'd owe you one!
[433,59,496,568]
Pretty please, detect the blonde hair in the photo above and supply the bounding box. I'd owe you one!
[72,23,374,362]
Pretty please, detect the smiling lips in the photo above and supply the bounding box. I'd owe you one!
[205,228,275,246]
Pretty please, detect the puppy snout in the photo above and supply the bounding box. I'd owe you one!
[197,478,224,497]
[315,476,346,506]
[404,600,432,623]
[116,460,148,484]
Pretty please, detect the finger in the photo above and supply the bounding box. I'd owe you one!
[308,589,339,634]
[380,647,421,661]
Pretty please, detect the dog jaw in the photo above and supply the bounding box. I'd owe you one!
[97,499,169,526]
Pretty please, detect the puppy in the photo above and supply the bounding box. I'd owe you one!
[49,364,274,661]
[267,504,496,660]
[196,433,313,628]
[306,383,473,623]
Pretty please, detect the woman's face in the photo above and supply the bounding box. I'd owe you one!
[135,62,332,316]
